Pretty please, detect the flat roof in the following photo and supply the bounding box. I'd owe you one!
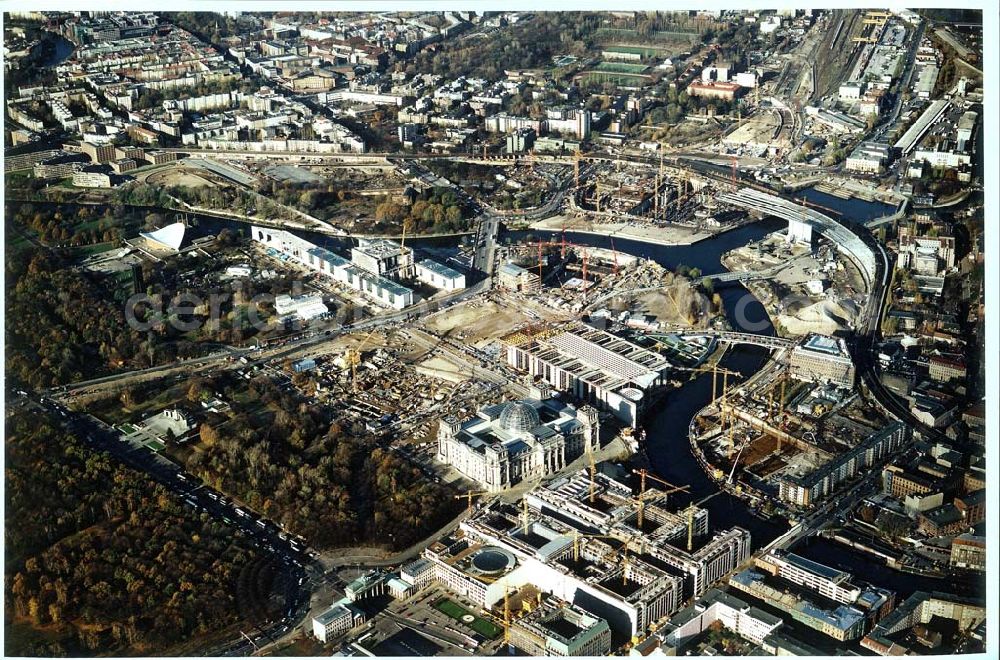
[417,258,462,280]
[783,552,847,583]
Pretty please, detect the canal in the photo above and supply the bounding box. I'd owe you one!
[796,187,896,223]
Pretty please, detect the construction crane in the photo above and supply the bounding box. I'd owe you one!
[587,446,597,503]
[599,537,635,585]
[347,328,379,393]
[569,530,625,563]
[684,503,698,552]
[632,469,689,504]
[454,490,491,511]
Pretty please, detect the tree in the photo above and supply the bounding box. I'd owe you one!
[200,424,219,446]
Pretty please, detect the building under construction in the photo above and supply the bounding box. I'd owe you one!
[419,467,751,642]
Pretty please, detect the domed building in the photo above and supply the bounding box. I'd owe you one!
[436,386,599,492]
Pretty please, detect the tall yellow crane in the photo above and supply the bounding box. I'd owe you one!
[454,490,491,511]
[684,503,698,552]
[347,328,379,393]
[599,537,635,585]
[632,469,689,527]
[567,530,627,563]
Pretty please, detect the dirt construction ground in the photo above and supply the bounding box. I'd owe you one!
[422,297,565,348]
[139,164,219,189]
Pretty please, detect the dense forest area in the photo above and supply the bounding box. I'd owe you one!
[373,185,468,234]
[4,235,281,389]
[412,13,600,80]
[4,411,280,656]
[6,201,137,248]
[4,247,151,388]
[180,373,463,550]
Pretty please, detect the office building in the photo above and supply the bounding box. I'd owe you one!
[789,334,856,387]
[503,322,673,426]
[312,599,366,642]
[949,534,985,571]
[662,588,783,649]
[415,258,466,291]
[252,227,414,309]
[779,422,909,507]
[511,599,612,656]
[351,239,415,280]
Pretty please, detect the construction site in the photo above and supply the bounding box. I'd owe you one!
[397,466,752,650]
[494,233,722,329]
[720,225,869,338]
[689,344,899,513]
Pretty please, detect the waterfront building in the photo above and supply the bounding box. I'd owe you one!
[779,422,909,507]
[503,321,672,426]
[414,258,466,291]
[845,141,892,175]
[527,470,749,600]
[789,334,856,388]
[729,569,868,641]
[252,226,414,309]
[498,262,541,293]
[351,239,415,280]
[949,534,985,572]
[436,395,599,492]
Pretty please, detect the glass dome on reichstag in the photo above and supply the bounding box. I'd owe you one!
[498,401,541,433]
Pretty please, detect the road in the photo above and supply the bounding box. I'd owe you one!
[14,392,314,657]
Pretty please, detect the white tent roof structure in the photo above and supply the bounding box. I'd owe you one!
[140,222,186,251]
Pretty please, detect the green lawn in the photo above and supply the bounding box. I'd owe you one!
[72,241,116,257]
[603,45,665,58]
[594,61,650,74]
[432,598,502,640]
[582,71,651,87]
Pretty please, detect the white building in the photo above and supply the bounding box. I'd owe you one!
[312,600,366,642]
[663,588,784,649]
[735,72,758,88]
[274,293,328,321]
[415,258,466,291]
[503,322,672,427]
[838,81,865,101]
[351,239,415,280]
[252,227,414,309]
[786,218,814,246]
[436,396,599,492]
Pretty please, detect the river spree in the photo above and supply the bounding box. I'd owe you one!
[522,222,971,599]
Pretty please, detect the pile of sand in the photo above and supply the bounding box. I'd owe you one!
[779,299,856,337]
